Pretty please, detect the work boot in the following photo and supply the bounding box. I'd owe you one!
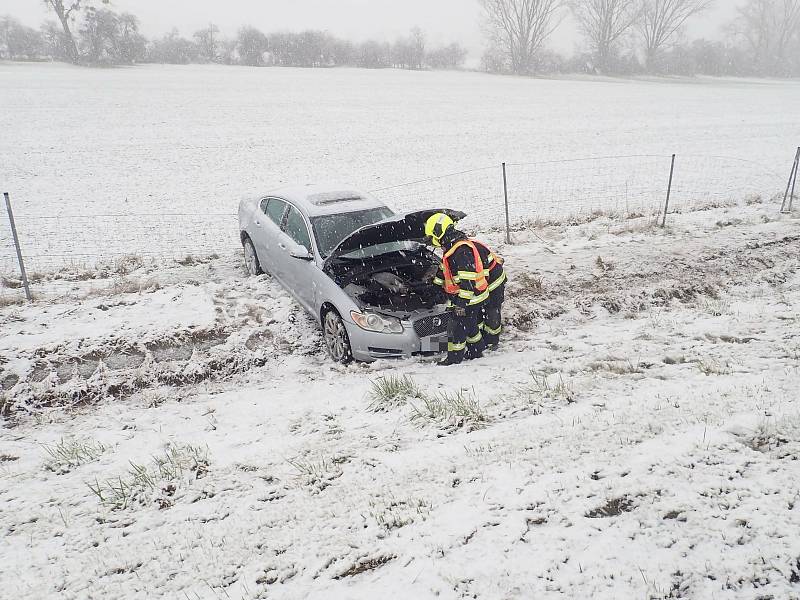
[483,334,500,347]
[465,346,484,361]
[437,353,463,366]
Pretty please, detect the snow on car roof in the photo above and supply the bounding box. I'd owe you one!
[262,183,388,217]
[307,191,364,205]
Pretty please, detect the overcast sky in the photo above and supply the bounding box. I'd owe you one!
[5,0,742,56]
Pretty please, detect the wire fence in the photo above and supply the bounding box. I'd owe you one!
[1,151,794,301]
[369,154,787,229]
[0,211,241,274]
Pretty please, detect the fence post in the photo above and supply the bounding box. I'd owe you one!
[660,154,676,228]
[502,162,511,244]
[3,192,32,301]
[780,147,799,214]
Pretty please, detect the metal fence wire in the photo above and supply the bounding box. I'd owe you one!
[370,154,785,229]
[0,211,240,275]
[0,152,791,297]
[504,155,670,224]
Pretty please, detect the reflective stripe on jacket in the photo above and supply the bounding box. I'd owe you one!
[442,240,488,296]
[436,238,506,306]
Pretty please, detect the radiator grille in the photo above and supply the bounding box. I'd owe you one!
[413,313,450,338]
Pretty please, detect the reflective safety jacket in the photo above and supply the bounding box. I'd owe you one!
[433,237,506,307]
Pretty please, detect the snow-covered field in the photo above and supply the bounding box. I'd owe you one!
[2,201,799,599]
[1,62,799,274]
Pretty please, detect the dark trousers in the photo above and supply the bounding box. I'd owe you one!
[481,284,505,346]
[447,304,484,363]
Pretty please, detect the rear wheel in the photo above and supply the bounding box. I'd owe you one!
[243,237,263,276]
[323,309,353,364]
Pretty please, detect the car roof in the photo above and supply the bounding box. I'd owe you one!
[260,184,389,218]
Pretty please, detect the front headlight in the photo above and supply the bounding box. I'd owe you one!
[350,311,404,334]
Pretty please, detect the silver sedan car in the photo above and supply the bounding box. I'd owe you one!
[238,184,463,362]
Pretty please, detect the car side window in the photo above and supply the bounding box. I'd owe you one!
[262,198,287,227]
[284,206,312,253]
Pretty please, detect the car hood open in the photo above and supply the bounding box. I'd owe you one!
[325,209,466,263]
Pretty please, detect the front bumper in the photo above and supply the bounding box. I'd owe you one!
[346,309,449,361]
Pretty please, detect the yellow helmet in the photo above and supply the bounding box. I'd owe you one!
[424,213,454,247]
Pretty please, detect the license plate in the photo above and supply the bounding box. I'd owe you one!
[421,334,448,353]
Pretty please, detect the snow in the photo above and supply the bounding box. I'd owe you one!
[1,202,799,599]
[2,62,799,272]
[0,284,216,353]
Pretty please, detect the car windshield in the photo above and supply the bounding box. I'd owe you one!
[338,240,423,260]
[312,208,394,258]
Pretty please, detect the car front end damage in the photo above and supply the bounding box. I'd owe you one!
[324,244,450,361]
[344,306,450,361]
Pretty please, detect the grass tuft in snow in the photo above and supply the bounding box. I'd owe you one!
[287,456,344,493]
[108,275,163,296]
[585,496,635,519]
[738,416,799,457]
[595,255,615,272]
[524,370,576,403]
[366,496,431,532]
[510,370,577,415]
[698,297,732,316]
[366,375,423,412]
[0,292,30,307]
[366,377,488,431]
[43,437,107,474]
[0,394,12,417]
[512,272,544,295]
[409,388,488,431]
[87,442,209,510]
[111,254,145,275]
[176,253,220,266]
[784,345,800,360]
[334,555,395,579]
[696,358,732,376]
[588,359,644,376]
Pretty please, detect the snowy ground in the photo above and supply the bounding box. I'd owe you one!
[2,202,799,599]
[1,62,799,273]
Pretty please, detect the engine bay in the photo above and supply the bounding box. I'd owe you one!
[325,246,446,314]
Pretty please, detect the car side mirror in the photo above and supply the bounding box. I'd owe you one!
[290,247,314,261]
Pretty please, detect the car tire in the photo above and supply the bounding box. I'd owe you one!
[243,237,264,276]
[322,308,353,364]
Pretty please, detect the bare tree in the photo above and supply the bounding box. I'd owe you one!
[42,0,109,63]
[236,26,268,66]
[41,20,69,60]
[194,23,220,63]
[0,16,12,59]
[149,29,198,64]
[79,7,118,63]
[481,0,567,75]
[358,40,392,68]
[571,0,640,72]
[410,26,426,69]
[734,0,800,74]
[117,13,146,63]
[635,0,714,69]
[427,42,469,69]
[0,16,43,60]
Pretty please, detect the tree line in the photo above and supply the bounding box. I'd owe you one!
[482,0,800,77]
[0,2,467,70]
[2,0,799,78]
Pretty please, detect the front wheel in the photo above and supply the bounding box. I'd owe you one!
[323,309,353,364]
[243,237,263,276]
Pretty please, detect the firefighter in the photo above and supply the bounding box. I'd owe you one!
[424,213,507,366]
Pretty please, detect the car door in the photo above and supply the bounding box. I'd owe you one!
[252,197,288,281]
[275,204,318,313]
